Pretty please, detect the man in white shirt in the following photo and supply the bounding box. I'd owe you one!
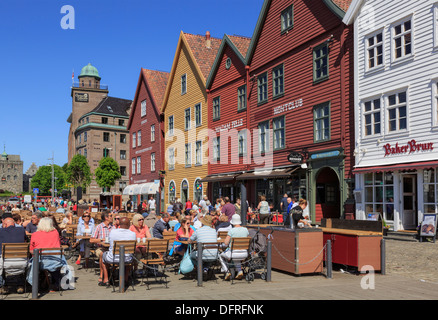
[148,195,156,212]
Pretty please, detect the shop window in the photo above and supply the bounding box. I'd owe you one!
[423,169,438,213]
[364,172,394,221]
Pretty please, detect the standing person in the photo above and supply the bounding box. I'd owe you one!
[184,199,192,215]
[126,199,132,212]
[280,194,289,223]
[234,198,241,216]
[199,195,208,212]
[90,212,114,286]
[221,197,235,222]
[257,195,270,224]
[148,195,156,213]
[141,200,148,214]
[291,199,312,229]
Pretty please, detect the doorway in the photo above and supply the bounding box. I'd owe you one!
[402,174,417,230]
[315,167,340,221]
[181,179,189,204]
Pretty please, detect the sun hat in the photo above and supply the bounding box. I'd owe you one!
[200,215,213,227]
[230,214,242,225]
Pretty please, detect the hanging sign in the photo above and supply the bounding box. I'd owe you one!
[287,152,304,164]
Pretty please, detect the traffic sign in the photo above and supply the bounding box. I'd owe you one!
[33,188,39,194]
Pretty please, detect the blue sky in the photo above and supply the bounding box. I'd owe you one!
[0,0,263,171]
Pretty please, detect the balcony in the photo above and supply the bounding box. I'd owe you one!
[72,81,108,90]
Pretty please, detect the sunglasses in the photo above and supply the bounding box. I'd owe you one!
[83,215,90,218]
[138,218,144,221]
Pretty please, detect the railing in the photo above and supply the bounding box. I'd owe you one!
[72,82,108,90]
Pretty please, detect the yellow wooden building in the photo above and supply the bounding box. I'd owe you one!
[162,31,221,206]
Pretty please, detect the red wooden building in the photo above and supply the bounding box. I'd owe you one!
[126,68,169,209]
[243,0,355,222]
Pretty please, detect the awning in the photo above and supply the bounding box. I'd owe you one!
[139,183,153,195]
[122,185,134,195]
[124,182,160,195]
[236,167,299,180]
[200,173,241,183]
[353,160,438,174]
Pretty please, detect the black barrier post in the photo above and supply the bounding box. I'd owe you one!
[31,249,39,299]
[326,240,332,279]
[266,240,272,282]
[197,243,203,287]
[381,239,386,275]
[119,246,125,293]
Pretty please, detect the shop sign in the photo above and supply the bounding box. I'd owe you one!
[310,150,340,160]
[215,119,243,132]
[383,139,434,157]
[273,99,303,115]
[287,152,304,164]
[75,93,89,102]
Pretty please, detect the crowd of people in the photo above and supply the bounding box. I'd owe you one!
[0,192,312,294]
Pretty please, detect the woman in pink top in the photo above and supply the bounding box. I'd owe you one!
[129,214,152,257]
[174,218,194,256]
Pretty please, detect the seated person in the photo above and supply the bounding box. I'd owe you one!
[174,218,194,256]
[215,214,232,234]
[75,212,95,266]
[151,213,171,239]
[219,214,249,280]
[102,217,136,287]
[129,214,152,258]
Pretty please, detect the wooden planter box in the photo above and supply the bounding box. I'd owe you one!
[248,225,324,275]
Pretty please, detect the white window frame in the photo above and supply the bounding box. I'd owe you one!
[238,129,247,157]
[137,156,141,174]
[432,79,438,129]
[195,140,202,165]
[434,4,438,49]
[386,90,408,134]
[132,132,136,148]
[258,121,270,153]
[168,115,174,136]
[390,15,414,64]
[151,153,155,172]
[363,97,382,137]
[168,147,175,171]
[185,143,192,167]
[151,124,155,142]
[137,130,141,147]
[213,136,220,162]
[364,28,384,72]
[132,158,136,175]
[185,107,191,131]
[141,100,147,117]
[195,103,202,127]
[181,74,187,95]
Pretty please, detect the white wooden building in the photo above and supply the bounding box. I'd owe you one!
[344,0,438,231]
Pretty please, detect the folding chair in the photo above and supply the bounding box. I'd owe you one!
[217,231,229,239]
[38,247,66,296]
[199,242,221,282]
[224,237,252,284]
[104,240,137,292]
[1,243,30,295]
[140,239,169,290]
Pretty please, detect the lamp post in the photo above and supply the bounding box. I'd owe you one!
[48,152,54,204]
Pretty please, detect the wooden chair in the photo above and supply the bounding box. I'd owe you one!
[104,240,137,292]
[217,231,229,239]
[38,247,66,295]
[163,231,177,249]
[1,243,30,295]
[199,242,222,282]
[228,237,252,284]
[140,239,169,290]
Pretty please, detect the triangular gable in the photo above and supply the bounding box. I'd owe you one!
[127,68,169,130]
[206,34,251,89]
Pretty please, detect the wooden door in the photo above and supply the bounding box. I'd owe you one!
[402,175,417,230]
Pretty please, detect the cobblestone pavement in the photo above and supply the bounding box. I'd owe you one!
[385,239,438,284]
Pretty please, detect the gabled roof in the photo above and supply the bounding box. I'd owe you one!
[245,0,353,64]
[342,0,364,25]
[127,68,169,130]
[206,34,251,89]
[161,31,221,112]
[91,96,132,117]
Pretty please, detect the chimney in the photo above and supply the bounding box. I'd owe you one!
[205,31,211,49]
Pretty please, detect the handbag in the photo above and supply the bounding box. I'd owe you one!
[178,244,194,274]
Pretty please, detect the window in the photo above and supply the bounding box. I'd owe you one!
[366,32,383,69]
[258,73,268,104]
[151,125,155,142]
[364,98,381,136]
[313,43,329,82]
[213,97,220,120]
[281,4,294,33]
[141,100,147,117]
[169,181,176,203]
[84,148,87,158]
[103,132,110,142]
[195,141,202,165]
[168,148,175,170]
[120,134,126,144]
[434,82,438,126]
[137,130,141,147]
[314,102,330,142]
[238,130,247,156]
[258,121,270,153]
[393,19,412,60]
[194,179,203,203]
[185,108,191,130]
[195,103,202,127]
[237,85,247,111]
[132,158,136,175]
[78,134,82,144]
[120,166,126,176]
[118,119,125,126]
[213,136,220,161]
[364,172,394,222]
[137,157,141,174]
[185,143,192,167]
[102,148,110,158]
[272,65,284,98]
[84,132,87,142]
[181,74,187,95]
[78,149,82,156]
[151,153,155,172]
[424,169,438,214]
[387,91,407,132]
[86,117,89,123]
[120,150,126,160]
[168,115,174,136]
[102,117,108,124]
[273,116,285,150]
[132,132,136,148]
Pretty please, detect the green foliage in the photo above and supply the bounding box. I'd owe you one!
[65,154,92,188]
[30,165,66,195]
[94,157,121,190]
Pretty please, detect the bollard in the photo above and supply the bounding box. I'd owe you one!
[31,249,39,300]
[326,240,332,279]
[197,243,203,287]
[119,246,125,293]
[380,239,386,275]
[266,240,272,282]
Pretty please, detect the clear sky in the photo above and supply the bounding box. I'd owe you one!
[0,0,264,171]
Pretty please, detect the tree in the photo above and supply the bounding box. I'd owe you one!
[30,165,66,196]
[94,157,121,192]
[65,155,92,189]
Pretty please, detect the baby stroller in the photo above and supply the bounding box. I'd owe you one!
[242,228,268,281]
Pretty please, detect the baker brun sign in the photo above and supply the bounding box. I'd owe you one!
[383,139,434,156]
